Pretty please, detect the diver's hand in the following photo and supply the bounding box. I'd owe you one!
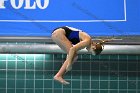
[66,64,72,73]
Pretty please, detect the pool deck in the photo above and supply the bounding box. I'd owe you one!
[0,36,139,45]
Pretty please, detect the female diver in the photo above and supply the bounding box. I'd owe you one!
[51,26,111,85]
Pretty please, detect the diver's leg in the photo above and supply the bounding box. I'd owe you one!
[51,28,73,85]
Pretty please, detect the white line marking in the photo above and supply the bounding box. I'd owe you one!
[0,0,127,22]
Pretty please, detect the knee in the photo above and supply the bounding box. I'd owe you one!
[51,29,63,39]
[51,31,58,40]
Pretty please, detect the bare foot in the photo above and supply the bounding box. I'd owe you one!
[54,76,70,85]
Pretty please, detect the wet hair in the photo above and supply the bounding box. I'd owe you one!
[91,39,110,55]
[94,42,104,55]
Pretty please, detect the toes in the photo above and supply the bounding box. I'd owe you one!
[54,76,70,85]
[63,81,70,85]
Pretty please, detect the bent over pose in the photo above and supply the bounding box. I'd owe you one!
[51,26,110,85]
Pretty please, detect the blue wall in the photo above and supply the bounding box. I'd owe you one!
[0,0,139,36]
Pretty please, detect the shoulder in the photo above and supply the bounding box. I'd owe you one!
[79,31,91,41]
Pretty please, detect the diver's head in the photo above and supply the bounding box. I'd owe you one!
[93,42,104,55]
[86,41,104,55]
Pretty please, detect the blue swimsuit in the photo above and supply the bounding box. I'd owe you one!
[53,26,81,45]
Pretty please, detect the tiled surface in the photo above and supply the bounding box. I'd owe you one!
[0,53,140,93]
